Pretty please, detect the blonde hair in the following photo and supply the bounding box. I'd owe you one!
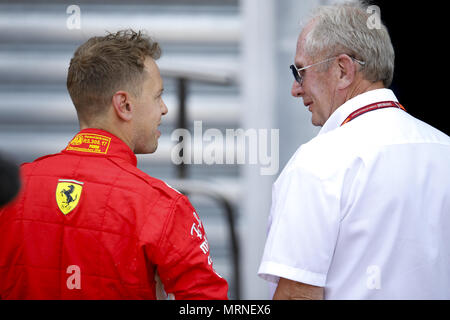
[67,29,161,122]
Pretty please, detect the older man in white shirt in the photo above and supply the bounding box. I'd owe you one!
[258,2,450,299]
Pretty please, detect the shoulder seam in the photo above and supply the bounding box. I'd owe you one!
[106,157,175,192]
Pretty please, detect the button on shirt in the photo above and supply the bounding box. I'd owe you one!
[258,89,450,299]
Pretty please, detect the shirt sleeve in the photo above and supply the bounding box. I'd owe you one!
[258,161,341,288]
[151,195,229,300]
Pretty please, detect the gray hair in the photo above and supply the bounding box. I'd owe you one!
[303,1,395,87]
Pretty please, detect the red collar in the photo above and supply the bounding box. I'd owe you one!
[62,128,137,167]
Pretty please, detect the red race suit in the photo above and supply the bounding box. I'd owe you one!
[0,128,228,299]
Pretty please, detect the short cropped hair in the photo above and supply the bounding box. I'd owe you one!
[304,1,395,87]
[67,29,161,122]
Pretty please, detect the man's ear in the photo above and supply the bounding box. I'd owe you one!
[112,91,133,121]
[336,54,356,90]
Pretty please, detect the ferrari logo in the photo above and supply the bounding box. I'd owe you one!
[56,179,84,215]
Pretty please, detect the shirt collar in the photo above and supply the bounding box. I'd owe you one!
[318,88,399,136]
[63,128,137,167]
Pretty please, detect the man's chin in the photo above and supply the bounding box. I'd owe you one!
[310,111,327,127]
[311,115,321,127]
[134,143,157,155]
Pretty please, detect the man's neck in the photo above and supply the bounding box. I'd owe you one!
[345,80,385,102]
[80,121,135,152]
[330,80,385,118]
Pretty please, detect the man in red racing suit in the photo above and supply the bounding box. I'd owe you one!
[0,30,228,300]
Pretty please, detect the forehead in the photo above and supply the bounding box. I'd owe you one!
[294,20,315,67]
[143,57,163,88]
[294,37,307,67]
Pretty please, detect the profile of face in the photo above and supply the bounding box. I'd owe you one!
[131,58,168,154]
[291,24,337,127]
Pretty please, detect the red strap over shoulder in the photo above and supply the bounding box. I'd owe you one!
[341,101,406,126]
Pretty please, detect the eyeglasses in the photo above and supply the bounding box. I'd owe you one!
[290,56,366,85]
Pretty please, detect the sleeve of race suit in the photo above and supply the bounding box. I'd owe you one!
[150,195,229,300]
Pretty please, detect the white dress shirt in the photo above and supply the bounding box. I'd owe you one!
[258,89,450,299]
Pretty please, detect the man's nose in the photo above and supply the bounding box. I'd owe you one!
[161,100,168,115]
[291,80,304,98]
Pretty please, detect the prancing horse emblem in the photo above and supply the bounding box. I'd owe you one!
[56,179,84,215]
[62,185,77,205]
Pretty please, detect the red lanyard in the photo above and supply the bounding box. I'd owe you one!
[341,101,406,126]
